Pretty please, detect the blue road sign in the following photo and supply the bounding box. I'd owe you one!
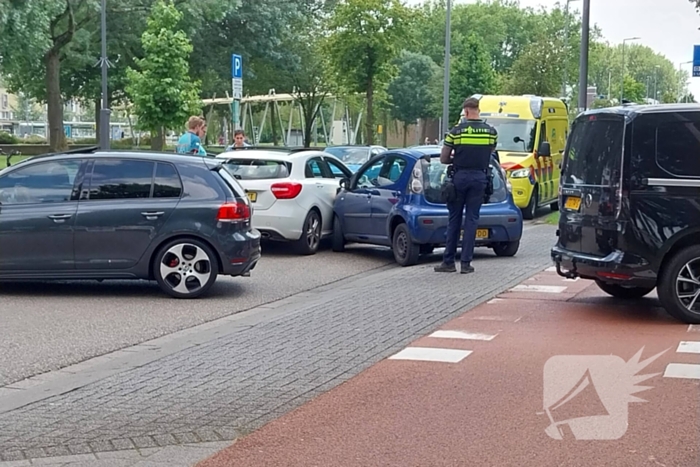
[693,46,700,77]
[232,54,243,79]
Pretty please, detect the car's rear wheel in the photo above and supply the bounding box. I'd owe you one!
[153,238,218,299]
[595,280,655,299]
[522,185,538,220]
[493,240,520,257]
[332,214,345,252]
[295,209,321,255]
[658,245,700,324]
[392,223,420,266]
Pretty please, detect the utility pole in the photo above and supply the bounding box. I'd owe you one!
[99,0,110,149]
[441,0,452,136]
[577,0,590,110]
[653,65,660,103]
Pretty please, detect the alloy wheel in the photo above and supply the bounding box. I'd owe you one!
[676,258,700,314]
[306,214,321,250]
[159,243,212,295]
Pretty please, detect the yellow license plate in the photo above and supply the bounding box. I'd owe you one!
[246,192,257,202]
[564,196,581,210]
[462,229,489,239]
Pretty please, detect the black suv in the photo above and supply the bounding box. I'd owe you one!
[552,104,700,324]
[0,149,261,298]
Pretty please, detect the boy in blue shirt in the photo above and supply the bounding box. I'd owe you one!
[176,116,207,155]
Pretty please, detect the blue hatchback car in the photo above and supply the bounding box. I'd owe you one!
[331,146,523,266]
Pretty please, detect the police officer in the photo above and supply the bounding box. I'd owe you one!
[435,97,498,274]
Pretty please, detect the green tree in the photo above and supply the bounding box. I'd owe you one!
[445,34,497,121]
[387,51,440,146]
[125,0,202,150]
[324,0,413,145]
[502,33,565,97]
[0,0,98,151]
[11,94,44,122]
[620,75,645,103]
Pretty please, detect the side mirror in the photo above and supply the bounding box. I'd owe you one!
[339,178,349,190]
[538,141,551,158]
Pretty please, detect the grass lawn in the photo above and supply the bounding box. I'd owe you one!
[0,154,30,170]
[544,211,560,225]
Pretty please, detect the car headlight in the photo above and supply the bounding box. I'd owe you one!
[510,168,530,178]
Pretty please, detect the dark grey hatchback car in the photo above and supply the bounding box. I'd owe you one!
[0,149,261,298]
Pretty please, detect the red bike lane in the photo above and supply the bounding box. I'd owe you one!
[197,268,700,467]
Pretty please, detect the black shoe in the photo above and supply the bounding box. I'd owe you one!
[460,262,475,274]
[434,262,457,273]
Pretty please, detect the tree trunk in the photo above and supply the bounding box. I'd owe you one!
[46,51,67,152]
[151,126,164,151]
[403,122,408,147]
[365,78,374,145]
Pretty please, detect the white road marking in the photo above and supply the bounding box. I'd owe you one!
[563,277,580,282]
[688,325,700,332]
[389,347,472,363]
[430,330,497,341]
[510,285,568,294]
[663,363,700,380]
[676,341,700,354]
[487,298,504,304]
[545,266,557,272]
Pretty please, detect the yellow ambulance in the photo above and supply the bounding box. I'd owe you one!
[464,94,569,219]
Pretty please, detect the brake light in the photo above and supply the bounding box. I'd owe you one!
[217,202,250,221]
[270,182,303,199]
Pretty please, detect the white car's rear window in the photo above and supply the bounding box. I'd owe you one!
[223,159,291,180]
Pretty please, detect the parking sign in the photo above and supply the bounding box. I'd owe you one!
[232,54,243,99]
[693,46,700,77]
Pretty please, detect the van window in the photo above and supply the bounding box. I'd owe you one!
[563,116,624,186]
[655,121,700,178]
[482,118,537,153]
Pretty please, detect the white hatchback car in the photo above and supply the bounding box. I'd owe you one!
[216,149,354,255]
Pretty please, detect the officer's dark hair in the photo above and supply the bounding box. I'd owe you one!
[462,97,480,110]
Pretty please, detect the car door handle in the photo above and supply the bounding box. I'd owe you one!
[49,214,73,223]
[141,211,164,219]
[369,190,381,196]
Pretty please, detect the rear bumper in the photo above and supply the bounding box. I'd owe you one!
[251,203,306,241]
[219,228,262,276]
[550,245,656,287]
[413,210,523,246]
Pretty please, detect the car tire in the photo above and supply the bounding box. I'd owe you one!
[153,238,219,299]
[493,240,520,257]
[658,245,700,324]
[332,214,345,252]
[595,279,655,299]
[392,223,420,267]
[522,185,538,220]
[420,244,434,255]
[295,209,322,255]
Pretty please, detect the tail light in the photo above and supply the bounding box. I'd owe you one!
[410,164,424,194]
[217,201,250,221]
[271,182,302,199]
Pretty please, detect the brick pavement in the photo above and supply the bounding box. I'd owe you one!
[0,225,557,463]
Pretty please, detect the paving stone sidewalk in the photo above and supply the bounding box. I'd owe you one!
[0,225,557,464]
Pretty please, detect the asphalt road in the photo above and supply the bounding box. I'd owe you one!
[198,270,699,467]
[0,212,550,388]
[0,241,396,387]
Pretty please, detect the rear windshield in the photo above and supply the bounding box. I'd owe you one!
[563,116,623,185]
[215,165,245,197]
[421,158,507,205]
[222,159,291,180]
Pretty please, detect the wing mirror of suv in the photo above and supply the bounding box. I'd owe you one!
[339,178,349,191]
[537,141,551,158]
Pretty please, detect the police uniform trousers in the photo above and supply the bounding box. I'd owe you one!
[443,168,488,265]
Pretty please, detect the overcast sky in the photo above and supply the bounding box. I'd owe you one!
[410,0,700,98]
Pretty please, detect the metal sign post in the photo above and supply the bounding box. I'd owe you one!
[232,54,243,133]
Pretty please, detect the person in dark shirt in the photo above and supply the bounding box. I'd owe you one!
[435,97,498,274]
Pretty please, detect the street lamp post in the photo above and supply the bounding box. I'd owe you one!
[99,0,111,150]
[620,37,641,104]
[577,0,590,110]
[653,65,660,103]
[441,0,452,136]
[678,60,693,102]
